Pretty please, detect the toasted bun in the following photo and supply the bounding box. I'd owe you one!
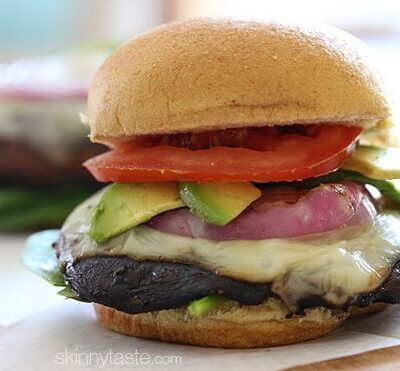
[88,18,390,143]
[94,298,348,348]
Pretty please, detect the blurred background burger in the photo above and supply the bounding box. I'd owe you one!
[0,50,109,231]
[0,1,169,231]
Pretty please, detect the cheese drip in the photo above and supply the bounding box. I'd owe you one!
[61,190,400,309]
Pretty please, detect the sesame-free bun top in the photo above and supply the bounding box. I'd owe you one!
[88,18,390,143]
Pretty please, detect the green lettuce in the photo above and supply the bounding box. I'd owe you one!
[295,169,400,207]
[21,230,80,299]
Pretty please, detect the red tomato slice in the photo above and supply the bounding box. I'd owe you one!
[84,125,362,183]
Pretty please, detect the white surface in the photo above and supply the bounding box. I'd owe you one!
[0,234,64,327]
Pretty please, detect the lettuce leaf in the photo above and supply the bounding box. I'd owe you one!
[21,230,80,300]
[296,170,400,207]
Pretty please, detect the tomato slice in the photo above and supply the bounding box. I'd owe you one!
[84,125,362,183]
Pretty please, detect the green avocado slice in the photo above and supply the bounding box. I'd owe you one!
[179,182,261,226]
[89,182,184,243]
[342,145,400,180]
[187,295,226,317]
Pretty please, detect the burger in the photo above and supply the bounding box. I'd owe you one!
[23,19,400,348]
[0,51,106,231]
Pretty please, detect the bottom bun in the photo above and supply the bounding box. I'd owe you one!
[94,298,349,348]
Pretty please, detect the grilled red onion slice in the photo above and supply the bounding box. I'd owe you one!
[148,182,377,240]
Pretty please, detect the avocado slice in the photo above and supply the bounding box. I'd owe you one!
[179,182,261,226]
[89,182,184,243]
[187,295,226,317]
[342,145,400,180]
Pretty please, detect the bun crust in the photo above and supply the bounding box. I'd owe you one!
[88,18,389,142]
[94,299,348,348]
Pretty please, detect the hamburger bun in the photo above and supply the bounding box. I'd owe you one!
[94,298,348,348]
[88,18,390,144]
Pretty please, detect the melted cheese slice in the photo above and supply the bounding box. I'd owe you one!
[61,190,400,309]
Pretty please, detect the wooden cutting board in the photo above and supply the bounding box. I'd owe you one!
[287,345,400,370]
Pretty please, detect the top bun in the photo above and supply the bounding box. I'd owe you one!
[88,18,390,143]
